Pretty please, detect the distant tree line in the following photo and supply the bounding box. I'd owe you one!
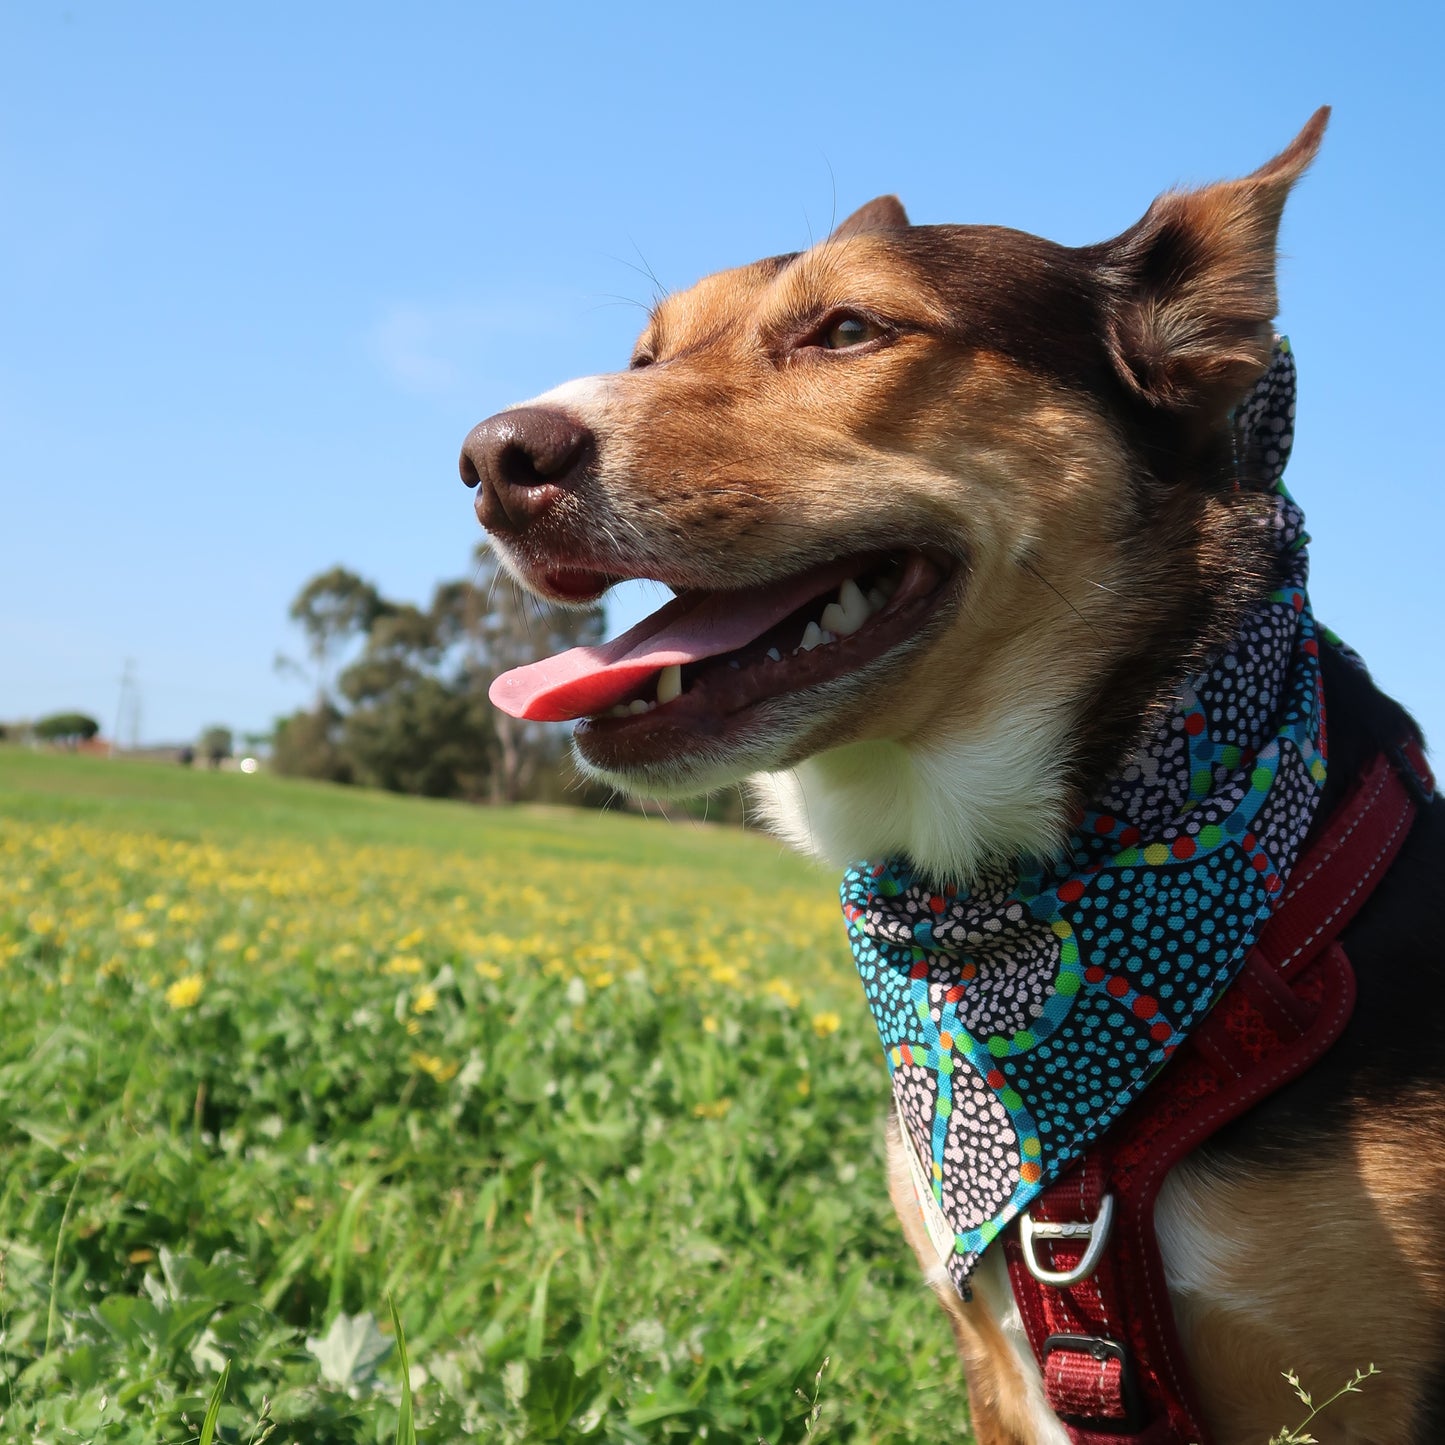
[271,546,609,805]
[1,713,103,748]
[35,713,101,746]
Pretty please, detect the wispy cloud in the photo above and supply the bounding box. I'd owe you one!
[364,294,577,399]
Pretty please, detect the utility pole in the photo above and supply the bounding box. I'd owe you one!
[112,659,136,758]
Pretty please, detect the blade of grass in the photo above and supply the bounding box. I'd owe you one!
[327,1169,380,1318]
[43,1170,82,1358]
[199,1358,230,1445]
[572,1262,612,1373]
[525,1248,566,1361]
[387,1295,416,1445]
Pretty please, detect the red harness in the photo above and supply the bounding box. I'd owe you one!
[1002,742,1434,1443]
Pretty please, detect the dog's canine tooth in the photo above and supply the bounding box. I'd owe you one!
[766,647,782,662]
[656,664,682,704]
[839,578,871,629]
[800,620,824,652]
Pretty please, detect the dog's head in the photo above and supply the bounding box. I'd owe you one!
[463,110,1327,880]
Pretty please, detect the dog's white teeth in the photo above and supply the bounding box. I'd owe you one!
[656,664,682,704]
[867,586,887,611]
[839,578,871,627]
[820,579,872,639]
[766,646,782,662]
[820,601,856,637]
[607,705,630,718]
[820,629,837,644]
[799,620,824,652]
[628,698,651,715]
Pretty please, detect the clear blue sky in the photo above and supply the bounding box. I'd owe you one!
[3,2,1442,752]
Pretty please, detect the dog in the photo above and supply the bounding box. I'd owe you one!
[461,109,1445,1443]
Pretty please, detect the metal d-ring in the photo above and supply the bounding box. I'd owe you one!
[1018,1193,1115,1287]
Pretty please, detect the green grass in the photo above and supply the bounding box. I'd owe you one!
[0,748,818,883]
[0,748,973,1442]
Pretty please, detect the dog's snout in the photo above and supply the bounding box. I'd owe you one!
[460,407,594,534]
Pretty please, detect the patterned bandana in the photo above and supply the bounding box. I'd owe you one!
[842,340,1327,1295]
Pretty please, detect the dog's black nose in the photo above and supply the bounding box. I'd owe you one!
[459,407,594,534]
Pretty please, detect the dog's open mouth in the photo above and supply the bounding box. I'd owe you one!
[489,548,956,768]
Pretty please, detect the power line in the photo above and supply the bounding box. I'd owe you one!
[112,659,136,757]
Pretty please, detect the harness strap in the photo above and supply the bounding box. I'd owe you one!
[1003,744,1432,1443]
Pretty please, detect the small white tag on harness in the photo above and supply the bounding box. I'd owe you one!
[897,1087,957,1272]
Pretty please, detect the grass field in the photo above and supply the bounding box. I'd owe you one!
[0,749,975,1442]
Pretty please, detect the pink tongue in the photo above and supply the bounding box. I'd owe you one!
[488,570,834,722]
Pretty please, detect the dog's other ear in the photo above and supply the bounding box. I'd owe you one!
[830,195,911,241]
[1102,107,1329,428]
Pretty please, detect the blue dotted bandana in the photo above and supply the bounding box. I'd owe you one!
[842,341,1327,1294]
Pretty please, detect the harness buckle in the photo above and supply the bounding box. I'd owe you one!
[1041,1332,1146,1431]
[1018,1191,1114,1287]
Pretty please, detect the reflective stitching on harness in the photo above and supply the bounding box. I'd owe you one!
[1278,803,1411,968]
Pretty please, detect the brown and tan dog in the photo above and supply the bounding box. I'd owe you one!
[461,110,1445,1442]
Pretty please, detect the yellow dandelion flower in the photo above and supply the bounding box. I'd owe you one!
[409,1051,459,1083]
[764,978,801,1009]
[702,1015,719,1034]
[811,1011,842,1038]
[383,953,423,976]
[411,985,438,1015]
[404,1018,422,1036]
[474,960,503,981]
[692,1098,732,1119]
[164,974,204,1010]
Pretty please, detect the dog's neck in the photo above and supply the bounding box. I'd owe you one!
[751,692,1078,886]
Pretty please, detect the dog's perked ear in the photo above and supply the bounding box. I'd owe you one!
[829,194,911,240]
[1099,106,1329,432]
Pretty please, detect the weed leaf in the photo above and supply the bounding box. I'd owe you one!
[305,1311,392,1397]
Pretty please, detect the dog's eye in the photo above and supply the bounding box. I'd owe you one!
[630,351,655,369]
[822,314,879,350]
